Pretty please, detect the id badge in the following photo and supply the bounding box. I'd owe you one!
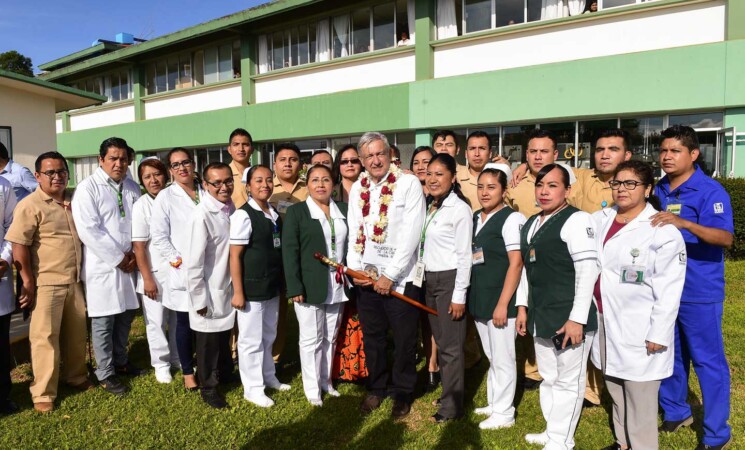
[273,233,281,249]
[472,247,485,265]
[413,261,426,287]
[666,202,682,216]
[277,200,293,215]
[528,248,536,264]
[620,265,645,284]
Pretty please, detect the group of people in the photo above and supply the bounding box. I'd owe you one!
[0,124,733,450]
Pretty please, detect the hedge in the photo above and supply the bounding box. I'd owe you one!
[718,177,745,260]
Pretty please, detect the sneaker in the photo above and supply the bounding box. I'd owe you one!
[479,414,515,430]
[155,368,173,384]
[659,416,693,433]
[201,389,228,409]
[309,399,323,407]
[100,376,129,396]
[474,406,492,416]
[245,392,275,408]
[695,437,733,450]
[525,432,549,446]
[323,385,341,397]
[266,380,291,391]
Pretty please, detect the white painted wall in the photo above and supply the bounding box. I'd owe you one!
[255,51,415,103]
[0,85,57,170]
[55,118,63,134]
[69,104,135,131]
[144,83,242,120]
[434,1,726,78]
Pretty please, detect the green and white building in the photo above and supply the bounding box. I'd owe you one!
[39,0,745,183]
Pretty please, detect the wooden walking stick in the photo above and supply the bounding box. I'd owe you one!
[314,252,438,316]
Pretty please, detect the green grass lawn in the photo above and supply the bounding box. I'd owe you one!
[3,261,744,449]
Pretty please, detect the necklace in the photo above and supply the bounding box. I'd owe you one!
[354,166,402,254]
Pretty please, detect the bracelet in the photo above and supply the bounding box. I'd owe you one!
[170,257,182,268]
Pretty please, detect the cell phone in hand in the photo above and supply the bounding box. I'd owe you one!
[551,331,586,351]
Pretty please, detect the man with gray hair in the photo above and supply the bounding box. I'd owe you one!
[346,132,425,418]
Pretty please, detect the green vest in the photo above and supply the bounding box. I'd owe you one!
[241,204,283,301]
[520,206,597,338]
[468,207,517,320]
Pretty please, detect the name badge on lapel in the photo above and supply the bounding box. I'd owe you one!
[666,202,682,216]
[472,246,485,265]
[413,261,425,287]
[620,265,645,284]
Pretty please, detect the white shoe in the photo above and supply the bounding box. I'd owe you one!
[479,414,515,430]
[309,398,323,407]
[155,368,172,384]
[474,406,492,416]
[245,393,275,408]
[323,386,341,397]
[267,382,291,391]
[525,432,549,446]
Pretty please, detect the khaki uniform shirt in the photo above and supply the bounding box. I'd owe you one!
[568,168,614,213]
[269,175,308,218]
[6,187,82,285]
[229,160,249,209]
[505,172,540,218]
[456,164,479,212]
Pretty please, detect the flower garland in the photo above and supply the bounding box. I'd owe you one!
[354,166,402,254]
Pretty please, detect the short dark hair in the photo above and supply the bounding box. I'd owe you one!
[35,151,69,173]
[527,129,558,150]
[467,130,491,148]
[312,149,332,161]
[229,128,253,144]
[595,129,630,151]
[167,147,192,165]
[0,142,8,161]
[613,160,662,211]
[661,125,699,151]
[275,143,301,159]
[202,162,231,182]
[137,158,168,187]
[244,164,273,184]
[306,163,333,181]
[536,163,570,188]
[99,137,129,159]
[409,146,435,171]
[432,130,457,146]
[332,144,360,183]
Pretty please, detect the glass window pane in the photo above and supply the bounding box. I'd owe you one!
[232,40,241,78]
[120,71,129,99]
[352,9,371,55]
[539,122,576,166]
[621,117,664,168]
[193,51,204,86]
[272,31,285,69]
[527,0,542,22]
[464,0,491,33]
[394,132,416,167]
[396,0,408,43]
[179,54,192,88]
[603,0,636,8]
[333,14,350,58]
[147,64,156,94]
[167,56,179,90]
[204,46,218,84]
[668,112,724,129]
[290,28,299,66]
[501,125,535,167]
[218,43,232,81]
[103,76,112,101]
[578,119,618,169]
[109,75,119,102]
[373,3,395,50]
[156,61,168,92]
[308,22,317,63]
[296,25,309,65]
[696,132,717,176]
[496,0,524,27]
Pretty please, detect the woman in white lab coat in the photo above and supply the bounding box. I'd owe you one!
[592,160,686,450]
[131,157,179,384]
[150,148,205,390]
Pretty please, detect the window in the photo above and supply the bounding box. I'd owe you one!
[502,125,535,165]
[333,14,350,58]
[603,0,636,8]
[620,116,663,166]
[352,9,371,55]
[464,0,492,33]
[496,0,524,27]
[72,70,132,102]
[0,127,11,159]
[539,122,576,165]
[373,3,395,50]
[669,112,724,129]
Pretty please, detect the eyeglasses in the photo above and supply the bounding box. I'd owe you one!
[340,158,361,165]
[609,180,646,190]
[169,160,193,170]
[40,169,69,179]
[204,179,235,189]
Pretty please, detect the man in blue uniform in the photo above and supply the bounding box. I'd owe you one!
[651,125,733,450]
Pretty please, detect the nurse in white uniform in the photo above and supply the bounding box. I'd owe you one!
[132,157,179,384]
[229,165,290,408]
[150,148,205,390]
[592,160,686,450]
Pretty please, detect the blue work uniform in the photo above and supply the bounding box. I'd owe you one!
[655,165,733,447]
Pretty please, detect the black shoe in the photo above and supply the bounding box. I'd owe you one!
[659,415,693,433]
[425,372,441,393]
[100,376,129,396]
[430,412,460,423]
[0,399,19,415]
[522,378,542,391]
[601,444,627,450]
[695,437,733,450]
[115,362,146,377]
[583,399,600,408]
[219,371,239,385]
[391,400,411,418]
[360,394,383,415]
[201,389,228,409]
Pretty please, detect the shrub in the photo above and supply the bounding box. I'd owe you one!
[718,177,745,260]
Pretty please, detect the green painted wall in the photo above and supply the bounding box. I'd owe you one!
[727,0,745,40]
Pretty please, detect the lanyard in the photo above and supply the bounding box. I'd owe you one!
[192,185,200,205]
[419,205,440,259]
[328,214,337,259]
[107,179,125,218]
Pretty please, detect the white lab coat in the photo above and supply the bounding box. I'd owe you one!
[72,167,140,317]
[0,178,15,317]
[185,194,235,333]
[591,203,686,382]
[150,182,205,312]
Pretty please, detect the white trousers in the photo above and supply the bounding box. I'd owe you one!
[534,331,595,450]
[294,302,343,402]
[474,317,517,421]
[237,296,280,398]
[139,274,179,371]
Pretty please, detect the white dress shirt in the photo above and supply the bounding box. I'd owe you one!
[421,191,473,304]
[132,194,168,292]
[0,159,38,202]
[229,197,279,245]
[306,197,348,304]
[346,170,425,294]
[0,177,15,316]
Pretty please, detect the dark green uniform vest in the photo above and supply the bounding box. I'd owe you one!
[468,207,517,320]
[520,206,597,338]
[241,204,283,301]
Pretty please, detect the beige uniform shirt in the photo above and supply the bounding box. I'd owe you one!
[6,187,82,285]
[456,164,479,212]
[269,175,308,218]
[505,172,540,218]
[568,168,614,213]
[229,160,249,209]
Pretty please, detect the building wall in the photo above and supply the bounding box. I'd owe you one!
[0,84,58,170]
